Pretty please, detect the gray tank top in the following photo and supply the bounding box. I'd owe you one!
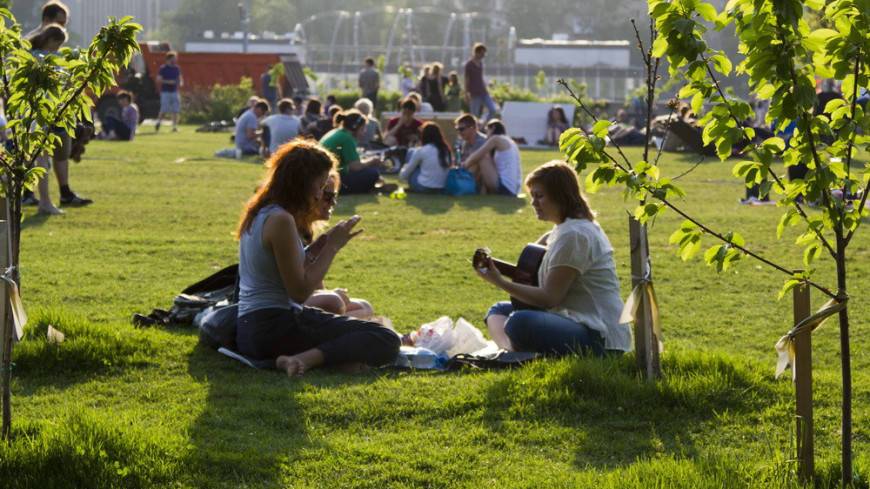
[237,204,302,316]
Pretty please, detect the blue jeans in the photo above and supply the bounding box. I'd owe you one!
[469,93,498,122]
[486,301,605,356]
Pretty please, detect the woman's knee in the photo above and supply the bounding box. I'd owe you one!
[305,292,347,315]
[503,311,536,347]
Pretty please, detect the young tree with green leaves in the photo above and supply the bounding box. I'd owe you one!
[560,0,867,484]
[0,8,141,440]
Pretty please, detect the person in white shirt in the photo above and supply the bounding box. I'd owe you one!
[463,119,522,196]
[399,122,452,193]
[474,161,632,356]
[261,98,301,156]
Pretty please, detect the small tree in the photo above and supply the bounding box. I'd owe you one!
[0,8,141,440]
[559,0,867,484]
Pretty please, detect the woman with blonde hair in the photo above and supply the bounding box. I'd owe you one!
[235,140,399,376]
[474,161,631,356]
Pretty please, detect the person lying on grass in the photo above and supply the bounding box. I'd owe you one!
[303,170,376,319]
[235,140,400,377]
[474,161,632,356]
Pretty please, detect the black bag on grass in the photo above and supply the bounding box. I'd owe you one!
[133,264,239,327]
[444,351,541,370]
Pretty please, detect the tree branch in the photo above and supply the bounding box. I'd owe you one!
[559,76,837,299]
[557,78,635,171]
[23,56,108,172]
[698,51,838,259]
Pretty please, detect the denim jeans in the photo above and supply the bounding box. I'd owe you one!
[469,93,498,122]
[486,301,605,356]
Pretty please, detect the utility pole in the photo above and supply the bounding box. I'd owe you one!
[239,0,251,53]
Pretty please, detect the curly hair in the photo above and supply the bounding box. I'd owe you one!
[237,139,337,240]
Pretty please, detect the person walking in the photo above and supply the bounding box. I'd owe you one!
[464,43,498,122]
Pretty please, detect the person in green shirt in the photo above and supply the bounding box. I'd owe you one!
[319,110,383,194]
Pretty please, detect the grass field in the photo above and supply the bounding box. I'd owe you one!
[0,127,868,488]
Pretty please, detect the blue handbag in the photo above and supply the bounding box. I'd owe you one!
[443,168,478,196]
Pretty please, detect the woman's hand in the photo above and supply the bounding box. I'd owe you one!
[475,256,505,287]
[325,215,363,251]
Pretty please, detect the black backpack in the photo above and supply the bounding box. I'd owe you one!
[133,264,239,327]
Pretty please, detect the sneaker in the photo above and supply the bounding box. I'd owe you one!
[60,192,93,206]
[37,205,64,215]
[739,196,759,205]
[22,194,38,206]
[375,182,399,194]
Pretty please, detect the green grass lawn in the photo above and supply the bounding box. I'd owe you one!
[1,127,868,488]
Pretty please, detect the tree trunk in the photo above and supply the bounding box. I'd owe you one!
[835,233,852,486]
[1,184,21,440]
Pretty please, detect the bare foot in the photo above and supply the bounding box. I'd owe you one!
[276,355,308,377]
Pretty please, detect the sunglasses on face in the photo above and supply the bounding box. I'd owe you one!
[455,125,471,131]
[322,190,337,203]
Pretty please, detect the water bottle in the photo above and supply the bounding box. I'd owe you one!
[453,140,462,166]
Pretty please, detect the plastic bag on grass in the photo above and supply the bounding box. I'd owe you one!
[408,316,492,356]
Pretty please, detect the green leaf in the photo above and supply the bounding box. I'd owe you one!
[761,137,786,153]
[778,278,802,300]
[710,53,732,76]
[696,2,718,21]
[777,209,799,239]
[823,98,847,115]
[803,243,822,267]
[680,234,702,261]
[592,120,612,138]
[804,28,837,52]
[652,37,668,58]
[691,91,705,116]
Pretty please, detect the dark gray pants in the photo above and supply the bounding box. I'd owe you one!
[236,307,400,367]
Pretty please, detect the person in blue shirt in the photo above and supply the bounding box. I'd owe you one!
[155,51,183,133]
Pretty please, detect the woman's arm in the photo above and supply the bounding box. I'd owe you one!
[476,261,577,310]
[264,212,360,303]
[462,136,501,168]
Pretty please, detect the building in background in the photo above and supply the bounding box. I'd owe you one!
[56,0,181,44]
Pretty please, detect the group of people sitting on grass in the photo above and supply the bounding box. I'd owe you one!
[214,91,524,198]
[234,138,631,376]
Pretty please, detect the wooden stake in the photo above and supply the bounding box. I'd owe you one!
[629,216,660,380]
[793,282,813,482]
[0,196,9,439]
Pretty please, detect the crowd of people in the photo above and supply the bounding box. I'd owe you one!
[209,44,526,199]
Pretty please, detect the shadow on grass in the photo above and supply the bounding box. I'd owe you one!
[182,341,393,486]
[12,310,157,388]
[479,351,780,469]
[21,211,51,230]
